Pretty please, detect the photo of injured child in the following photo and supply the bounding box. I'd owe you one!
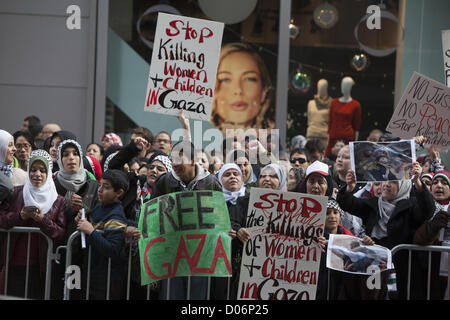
[326,235,392,275]
[350,140,416,183]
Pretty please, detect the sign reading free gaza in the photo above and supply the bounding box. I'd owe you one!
[144,13,224,121]
[138,191,232,285]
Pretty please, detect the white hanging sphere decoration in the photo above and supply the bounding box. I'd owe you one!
[290,68,312,94]
[350,53,370,72]
[313,2,339,29]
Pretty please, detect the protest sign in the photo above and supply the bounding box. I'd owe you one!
[350,140,415,183]
[443,30,450,87]
[138,190,231,285]
[144,13,224,121]
[237,188,327,300]
[326,234,392,275]
[386,72,450,151]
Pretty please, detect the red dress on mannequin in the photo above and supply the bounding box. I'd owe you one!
[326,98,361,155]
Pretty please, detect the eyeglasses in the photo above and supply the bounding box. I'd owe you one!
[290,157,307,164]
[16,143,31,150]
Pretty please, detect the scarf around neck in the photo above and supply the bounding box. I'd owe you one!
[372,180,412,239]
[218,163,246,205]
[56,139,87,193]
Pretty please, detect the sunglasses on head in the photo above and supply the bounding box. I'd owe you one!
[290,157,307,164]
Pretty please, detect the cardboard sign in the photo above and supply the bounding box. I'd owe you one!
[386,72,450,151]
[138,190,231,285]
[144,13,224,121]
[350,140,416,183]
[442,30,450,87]
[237,188,327,300]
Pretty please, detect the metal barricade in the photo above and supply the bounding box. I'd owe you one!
[391,244,450,300]
[0,227,55,300]
[59,230,233,300]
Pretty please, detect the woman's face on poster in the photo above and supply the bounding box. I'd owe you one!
[215,51,267,125]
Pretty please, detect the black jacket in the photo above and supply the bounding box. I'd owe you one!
[336,186,435,248]
[336,186,435,300]
[105,141,146,226]
[151,164,222,198]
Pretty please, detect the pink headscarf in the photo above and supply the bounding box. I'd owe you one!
[102,133,123,146]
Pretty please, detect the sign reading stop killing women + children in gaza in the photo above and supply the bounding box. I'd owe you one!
[386,72,450,152]
[144,12,224,121]
[237,188,327,300]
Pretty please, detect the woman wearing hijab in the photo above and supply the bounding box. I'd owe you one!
[140,153,172,200]
[0,129,27,187]
[226,149,257,187]
[338,162,435,300]
[0,150,66,299]
[53,139,99,240]
[297,161,366,238]
[213,163,248,300]
[414,171,450,300]
[48,130,77,173]
[126,152,173,300]
[52,139,99,299]
[258,163,287,191]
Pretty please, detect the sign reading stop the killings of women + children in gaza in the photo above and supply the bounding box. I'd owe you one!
[144,13,224,121]
[138,191,232,285]
[386,72,450,151]
[237,188,327,300]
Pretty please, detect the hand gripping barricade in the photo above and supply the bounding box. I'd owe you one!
[390,244,450,300]
[0,227,55,300]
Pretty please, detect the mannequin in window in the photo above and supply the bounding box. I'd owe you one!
[326,77,361,156]
[307,79,332,149]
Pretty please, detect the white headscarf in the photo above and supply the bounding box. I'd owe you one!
[55,139,87,193]
[218,163,246,205]
[372,179,412,239]
[260,163,287,191]
[23,150,58,214]
[0,129,13,178]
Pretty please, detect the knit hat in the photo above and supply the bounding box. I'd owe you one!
[421,172,435,181]
[433,171,450,186]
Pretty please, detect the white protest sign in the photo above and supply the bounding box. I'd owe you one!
[237,188,326,300]
[443,30,450,87]
[144,13,224,121]
[386,72,450,151]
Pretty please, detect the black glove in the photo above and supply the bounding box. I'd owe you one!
[428,210,450,234]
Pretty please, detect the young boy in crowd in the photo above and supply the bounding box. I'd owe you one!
[76,169,129,300]
[317,200,379,300]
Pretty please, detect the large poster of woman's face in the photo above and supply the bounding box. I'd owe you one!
[350,140,416,183]
[210,42,276,135]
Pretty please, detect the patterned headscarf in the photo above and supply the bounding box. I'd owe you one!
[102,133,123,146]
[151,155,172,173]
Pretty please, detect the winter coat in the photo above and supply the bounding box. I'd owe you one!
[336,186,435,300]
[0,185,66,291]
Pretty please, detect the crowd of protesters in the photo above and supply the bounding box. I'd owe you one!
[0,115,449,300]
